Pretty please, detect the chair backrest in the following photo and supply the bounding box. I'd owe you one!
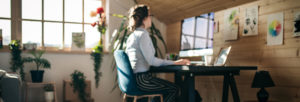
[114,50,139,94]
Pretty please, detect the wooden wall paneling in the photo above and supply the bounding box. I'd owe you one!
[158,0,214,18]
[165,0,300,101]
[166,21,181,53]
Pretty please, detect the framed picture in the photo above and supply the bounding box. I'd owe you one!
[243,5,258,36]
[224,8,239,41]
[23,43,37,50]
[267,12,284,45]
[71,32,85,51]
[214,46,232,66]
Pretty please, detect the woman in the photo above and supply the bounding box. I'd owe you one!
[126,4,190,102]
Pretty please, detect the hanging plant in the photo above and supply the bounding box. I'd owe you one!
[90,42,103,88]
[9,40,25,81]
[70,70,87,102]
[90,6,106,88]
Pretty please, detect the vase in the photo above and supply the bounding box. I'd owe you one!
[45,91,54,102]
[30,70,44,83]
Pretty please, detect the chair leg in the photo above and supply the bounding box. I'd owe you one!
[148,96,151,102]
[123,94,127,102]
[160,95,163,102]
[133,96,138,102]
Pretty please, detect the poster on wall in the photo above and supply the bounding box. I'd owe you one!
[294,12,300,37]
[243,5,258,36]
[267,12,284,46]
[224,8,239,41]
[72,32,85,51]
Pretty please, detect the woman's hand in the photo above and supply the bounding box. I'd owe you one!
[174,59,190,65]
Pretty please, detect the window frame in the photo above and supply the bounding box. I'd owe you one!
[0,0,106,53]
[180,13,214,51]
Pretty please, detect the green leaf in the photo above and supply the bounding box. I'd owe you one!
[39,58,51,68]
[23,50,51,71]
[150,23,167,52]
[119,28,128,50]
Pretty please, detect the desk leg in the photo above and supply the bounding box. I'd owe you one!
[175,72,183,102]
[186,73,195,102]
[222,74,230,102]
[229,73,240,102]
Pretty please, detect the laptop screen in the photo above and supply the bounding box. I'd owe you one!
[214,46,231,66]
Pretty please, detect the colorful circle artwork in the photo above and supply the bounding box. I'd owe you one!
[268,20,282,37]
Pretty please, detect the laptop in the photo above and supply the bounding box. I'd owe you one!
[213,46,232,66]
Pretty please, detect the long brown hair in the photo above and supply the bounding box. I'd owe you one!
[128,4,149,32]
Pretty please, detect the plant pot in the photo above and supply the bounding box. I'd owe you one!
[45,91,54,102]
[30,70,44,83]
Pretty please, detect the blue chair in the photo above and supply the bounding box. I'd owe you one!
[114,50,163,102]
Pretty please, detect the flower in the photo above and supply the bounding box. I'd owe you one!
[90,7,106,35]
[97,7,104,14]
[90,11,98,17]
[91,22,97,27]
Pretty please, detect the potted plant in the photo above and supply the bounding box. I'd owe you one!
[9,40,25,81]
[23,50,51,83]
[44,84,54,102]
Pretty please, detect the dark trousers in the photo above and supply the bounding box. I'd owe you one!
[135,72,179,102]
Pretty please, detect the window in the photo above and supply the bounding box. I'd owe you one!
[179,13,214,57]
[0,0,11,45]
[181,13,214,50]
[22,0,101,49]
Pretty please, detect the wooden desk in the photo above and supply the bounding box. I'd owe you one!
[149,65,257,102]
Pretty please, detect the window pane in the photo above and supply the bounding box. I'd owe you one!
[209,13,214,19]
[84,24,100,48]
[65,0,82,22]
[181,35,194,50]
[195,38,206,49]
[208,40,213,48]
[84,0,102,23]
[22,21,42,46]
[182,17,195,36]
[44,22,63,47]
[44,0,62,21]
[0,0,11,18]
[196,18,208,38]
[64,23,82,47]
[209,20,214,39]
[0,20,11,45]
[22,0,42,20]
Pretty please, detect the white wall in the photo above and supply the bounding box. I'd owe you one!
[0,0,168,102]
